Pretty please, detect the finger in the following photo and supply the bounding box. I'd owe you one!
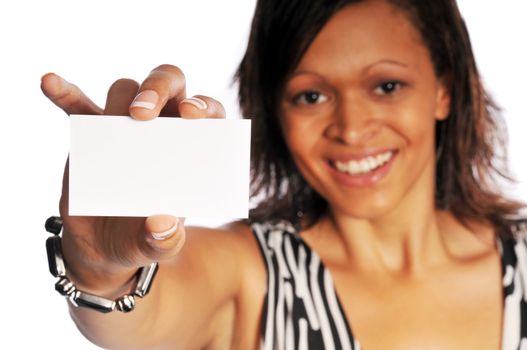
[141,215,187,261]
[41,73,103,115]
[178,95,226,119]
[129,64,186,121]
[104,79,139,116]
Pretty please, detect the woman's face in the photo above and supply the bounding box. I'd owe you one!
[280,0,450,220]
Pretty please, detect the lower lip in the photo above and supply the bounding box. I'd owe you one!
[328,152,398,188]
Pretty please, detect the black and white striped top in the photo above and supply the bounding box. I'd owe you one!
[251,220,527,350]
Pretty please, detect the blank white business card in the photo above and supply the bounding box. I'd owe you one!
[69,115,251,218]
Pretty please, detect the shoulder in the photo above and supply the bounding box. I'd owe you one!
[182,219,297,273]
[184,221,256,260]
[183,221,267,278]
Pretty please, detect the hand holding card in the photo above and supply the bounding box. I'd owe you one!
[40,67,244,319]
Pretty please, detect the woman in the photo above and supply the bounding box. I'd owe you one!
[41,0,526,349]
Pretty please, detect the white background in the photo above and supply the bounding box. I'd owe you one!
[0,1,525,348]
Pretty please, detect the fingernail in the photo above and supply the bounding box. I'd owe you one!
[131,90,159,110]
[42,73,67,92]
[151,219,179,240]
[180,97,208,110]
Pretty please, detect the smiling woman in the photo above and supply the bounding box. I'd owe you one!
[36,0,526,349]
[235,1,525,348]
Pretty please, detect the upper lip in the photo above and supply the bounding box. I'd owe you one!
[329,148,397,162]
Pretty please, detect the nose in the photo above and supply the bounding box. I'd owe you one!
[324,96,380,145]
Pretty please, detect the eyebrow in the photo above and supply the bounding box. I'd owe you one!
[287,59,410,82]
[366,59,409,70]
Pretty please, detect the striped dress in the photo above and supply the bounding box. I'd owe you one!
[251,220,527,350]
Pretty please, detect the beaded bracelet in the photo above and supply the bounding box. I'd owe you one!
[45,216,158,313]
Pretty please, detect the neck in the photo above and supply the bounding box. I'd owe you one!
[309,161,451,276]
[327,204,444,275]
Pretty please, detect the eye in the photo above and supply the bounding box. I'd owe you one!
[292,91,329,105]
[374,81,404,95]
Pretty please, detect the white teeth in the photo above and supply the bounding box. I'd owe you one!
[359,159,368,172]
[334,151,394,175]
[336,161,347,172]
[349,162,359,173]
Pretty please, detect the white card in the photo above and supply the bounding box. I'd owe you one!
[69,115,251,218]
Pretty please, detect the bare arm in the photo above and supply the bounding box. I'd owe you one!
[68,225,248,350]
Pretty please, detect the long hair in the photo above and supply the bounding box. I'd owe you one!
[236,0,524,233]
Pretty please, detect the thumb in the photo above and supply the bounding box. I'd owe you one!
[143,215,186,260]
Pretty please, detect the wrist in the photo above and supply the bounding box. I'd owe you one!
[45,216,158,313]
[61,233,137,298]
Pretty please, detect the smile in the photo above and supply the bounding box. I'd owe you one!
[334,150,395,175]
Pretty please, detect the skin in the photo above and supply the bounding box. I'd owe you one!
[41,1,502,349]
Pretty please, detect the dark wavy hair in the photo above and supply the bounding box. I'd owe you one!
[236,0,524,233]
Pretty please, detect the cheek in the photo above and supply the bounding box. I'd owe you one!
[280,115,328,183]
[281,115,320,155]
[389,95,438,146]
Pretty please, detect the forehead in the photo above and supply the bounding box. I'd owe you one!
[295,0,430,74]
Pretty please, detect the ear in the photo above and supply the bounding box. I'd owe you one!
[435,76,451,121]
